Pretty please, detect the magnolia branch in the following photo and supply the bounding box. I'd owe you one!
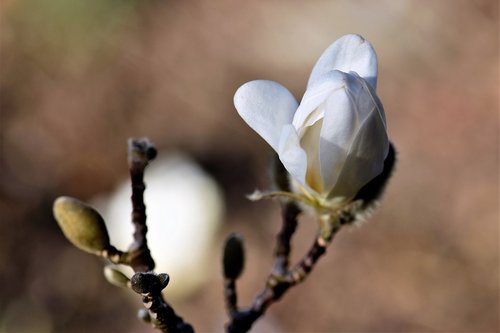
[101,138,194,333]
[127,138,157,272]
[225,202,343,333]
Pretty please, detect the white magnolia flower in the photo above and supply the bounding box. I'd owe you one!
[234,34,389,203]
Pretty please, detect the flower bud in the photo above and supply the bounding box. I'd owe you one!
[130,272,168,294]
[53,196,111,255]
[103,265,130,288]
[222,233,245,280]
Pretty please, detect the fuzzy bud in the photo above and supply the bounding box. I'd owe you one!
[53,196,110,255]
[130,272,169,294]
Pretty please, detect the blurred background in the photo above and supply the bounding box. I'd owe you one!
[0,0,498,332]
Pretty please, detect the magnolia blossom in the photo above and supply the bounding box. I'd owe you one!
[234,34,389,201]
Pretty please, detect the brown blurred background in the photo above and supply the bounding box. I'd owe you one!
[0,0,498,332]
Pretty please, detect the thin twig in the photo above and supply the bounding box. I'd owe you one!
[124,138,194,333]
[225,201,345,333]
[127,138,157,272]
[224,278,238,317]
[273,202,300,275]
[226,228,339,333]
[131,272,194,333]
[284,234,330,285]
[222,232,245,320]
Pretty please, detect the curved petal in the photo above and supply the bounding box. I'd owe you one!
[278,124,308,187]
[351,72,387,129]
[327,77,389,199]
[318,73,359,191]
[307,34,378,90]
[292,71,345,134]
[234,80,298,152]
[300,118,324,193]
[329,111,389,199]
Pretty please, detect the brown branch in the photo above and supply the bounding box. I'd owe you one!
[222,202,299,331]
[225,229,338,333]
[127,138,157,272]
[131,272,194,333]
[224,278,238,317]
[225,200,346,333]
[272,201,300,275]
[222,233,245,318]
[284,235,329,285]
[123,138,194,333]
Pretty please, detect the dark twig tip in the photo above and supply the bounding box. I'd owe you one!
[146,146,158,160]
[128,137,157,165]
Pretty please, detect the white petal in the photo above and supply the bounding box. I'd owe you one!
[234,80,298,152]
[351,72,387,129]
[292,71,345,133]
[330,112,389,198]
[308,34,378,90]
[327,78,389,198]
[278,124,308,186]
[300,118,324,193]
[318,74,359,191]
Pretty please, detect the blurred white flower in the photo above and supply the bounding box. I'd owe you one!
[234,34,389,202]
[92,153,224,299]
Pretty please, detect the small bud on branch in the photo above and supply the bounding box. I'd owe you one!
[53,196,111,255]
